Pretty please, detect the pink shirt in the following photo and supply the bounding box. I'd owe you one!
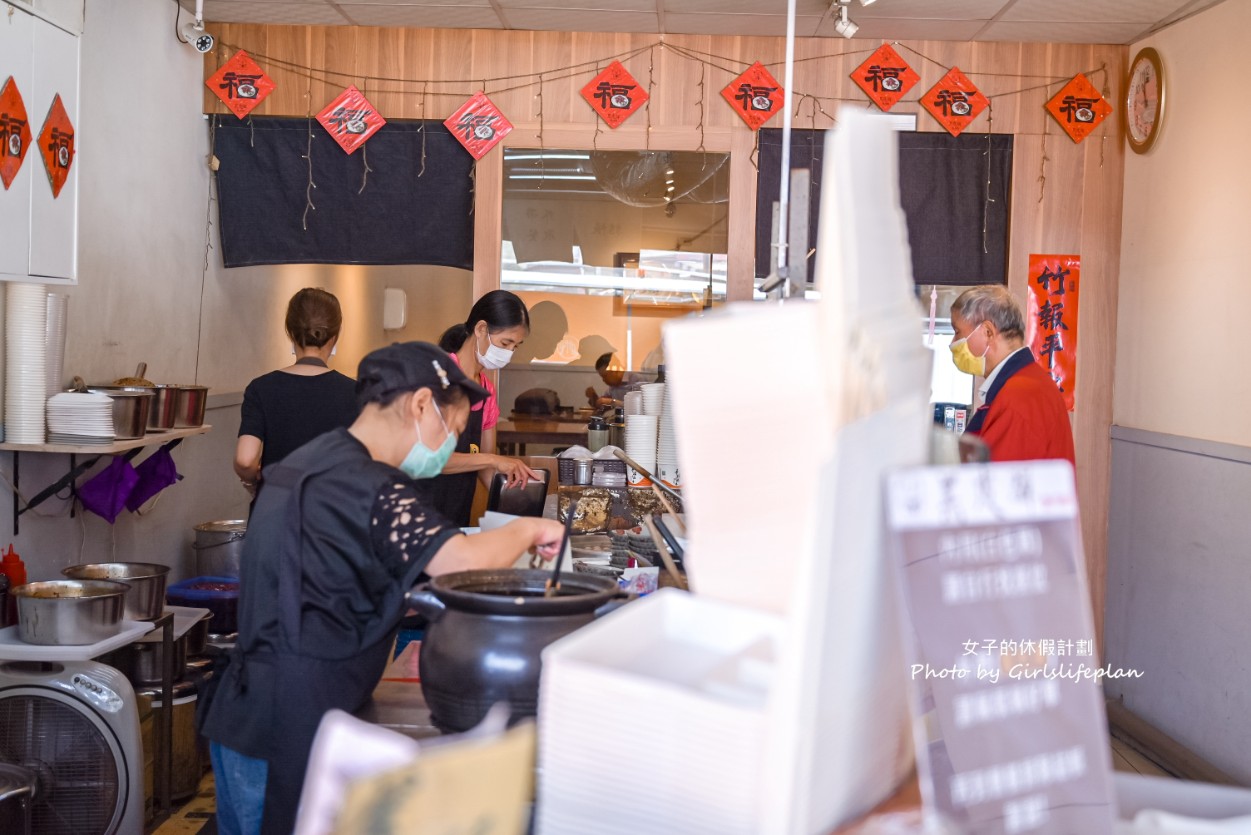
[448,351,499,431]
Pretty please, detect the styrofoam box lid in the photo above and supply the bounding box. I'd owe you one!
[541,588,783,703]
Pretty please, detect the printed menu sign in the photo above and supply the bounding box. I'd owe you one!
[886,461,1119,834]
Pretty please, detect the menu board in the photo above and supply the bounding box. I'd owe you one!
[886,461,1119,834]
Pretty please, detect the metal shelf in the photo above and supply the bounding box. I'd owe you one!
[5,426,212,534]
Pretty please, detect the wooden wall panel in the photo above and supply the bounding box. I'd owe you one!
[202,26,1127,639]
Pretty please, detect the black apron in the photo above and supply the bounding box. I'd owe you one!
[427,402,484,527]
[199,437,400,835]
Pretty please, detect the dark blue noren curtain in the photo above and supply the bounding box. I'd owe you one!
[214,117,474,269]
[756,129,1013,285]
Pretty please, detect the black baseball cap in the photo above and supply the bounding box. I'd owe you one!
[356,342,490,408]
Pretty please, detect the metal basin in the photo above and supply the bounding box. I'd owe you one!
[11,580,130,645]
[173,386,208,428]
[86,387,153,439]
[61,562,170,621]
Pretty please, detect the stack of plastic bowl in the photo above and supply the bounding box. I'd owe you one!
[641,382,665,416]
[5,282,49,444]
[656,384,680,488]
[624,414,657,486]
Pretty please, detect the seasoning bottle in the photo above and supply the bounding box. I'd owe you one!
[609,407,626,449]
[1,545,26,625]
[587,417,610,453]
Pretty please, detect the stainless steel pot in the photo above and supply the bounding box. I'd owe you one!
[128,636,188,686]
[61,562,170,621]
[191,520,246,577]
[11,580,130,645]
[86,387,154,440]
[173,386,208,428]
[90,384,179,432]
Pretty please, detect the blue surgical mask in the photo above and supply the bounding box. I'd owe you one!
[400,401,457,480]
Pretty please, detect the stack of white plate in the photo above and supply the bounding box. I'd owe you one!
[46,393,114,444]
[5,283,48,444]
[656,384,681,488]
[44,292,68,399]
[640,382,665,416]
[623,414,657,486]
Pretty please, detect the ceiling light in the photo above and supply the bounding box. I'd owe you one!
[859,0,877,5]
[833,5,859,38]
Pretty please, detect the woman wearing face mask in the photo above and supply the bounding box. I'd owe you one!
[432,290,542,526]
[949,285,1075,466]
[201,342,567,835]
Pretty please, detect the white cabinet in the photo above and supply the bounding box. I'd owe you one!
[0,5,80,284]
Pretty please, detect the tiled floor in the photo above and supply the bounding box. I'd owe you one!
[152,772,216,835]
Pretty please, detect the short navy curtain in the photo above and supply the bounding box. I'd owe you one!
[214,117,475,269]
[756,128,1013,286]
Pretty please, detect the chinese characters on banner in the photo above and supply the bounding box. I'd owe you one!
[886,462,1118,835]
[316,86,386,155]
[1026,254,1080,411]
[720,62,784,130]
[1044,74,1112,144]
[580,61,648,128]
[921,67,989,137]
[206,51,276,120]
[850,44,920,112]
[37,94,74,199]
[444,92,513,160]
[0,77,32,190]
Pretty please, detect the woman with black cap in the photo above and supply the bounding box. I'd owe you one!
[431,289,542,526]
[200,341,566,835]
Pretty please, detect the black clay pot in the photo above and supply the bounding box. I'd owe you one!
[406,568,628,733]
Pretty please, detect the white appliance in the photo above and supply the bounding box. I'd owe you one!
[0,660,144,834]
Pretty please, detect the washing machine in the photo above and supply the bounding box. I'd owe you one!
[0,659,144,834]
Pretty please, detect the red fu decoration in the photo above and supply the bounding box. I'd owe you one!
[317,86,387,155]
[206,50,276,120]
[1045,74,1112,144]
[850,44,919,112]
[38,94,74,199]
[444,92,513,160]
[0,77,32,190]
[580,61,648,129]
[921,67,988,137]
[721,62,784,131]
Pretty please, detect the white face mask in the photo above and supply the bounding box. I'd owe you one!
[476,331,514,370]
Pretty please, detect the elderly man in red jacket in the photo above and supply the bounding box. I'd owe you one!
[948,285,1075,467]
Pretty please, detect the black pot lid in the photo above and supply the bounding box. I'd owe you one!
[428,568,621,617]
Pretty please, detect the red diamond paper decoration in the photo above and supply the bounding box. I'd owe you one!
[37,94,74,199]
[444,92,513,160]
[1045,73,1112,144]
[0,77,33,190]
[921,67,989,137]
[206,50,276,120]
[850,44,920,112]
[721,62,784,131]
[316,85,386,155]
[580,61,648,129]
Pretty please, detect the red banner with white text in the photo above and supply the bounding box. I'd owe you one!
[1025,254,1080,411]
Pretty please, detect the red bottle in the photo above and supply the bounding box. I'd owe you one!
[1,545,26,624]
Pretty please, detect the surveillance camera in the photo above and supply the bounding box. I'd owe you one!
[182,22,215,53]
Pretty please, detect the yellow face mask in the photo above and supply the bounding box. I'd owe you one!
[949,324,990,377]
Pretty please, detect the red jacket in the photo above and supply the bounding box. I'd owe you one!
[968,349,1075,467]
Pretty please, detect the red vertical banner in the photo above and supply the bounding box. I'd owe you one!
[1025,254,1080,411]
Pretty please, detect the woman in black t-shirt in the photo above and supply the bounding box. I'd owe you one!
[234,288,358,497]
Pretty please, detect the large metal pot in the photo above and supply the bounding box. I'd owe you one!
[173,386,208,428]
[406,569,629,732]
[191,520,246,577]
[61,563,170,621]
[86,387,153,440]
[91,384,178,432]
[11,580,130,645]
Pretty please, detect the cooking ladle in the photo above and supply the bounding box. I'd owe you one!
[544,507,576,598]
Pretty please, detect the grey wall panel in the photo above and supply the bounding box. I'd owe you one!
[1106,427,1251,784]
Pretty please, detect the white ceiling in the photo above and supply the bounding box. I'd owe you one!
[187,0,1226,44]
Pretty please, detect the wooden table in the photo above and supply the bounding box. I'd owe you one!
[496,418,588,455]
